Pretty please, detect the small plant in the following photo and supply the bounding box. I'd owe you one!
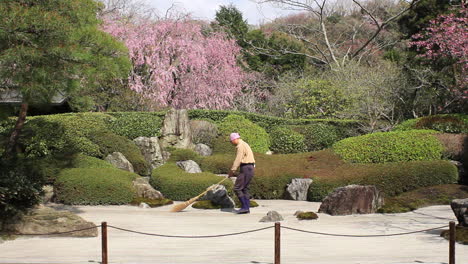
[296,211,319,220]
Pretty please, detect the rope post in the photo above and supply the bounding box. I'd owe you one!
[275,222,281,264]
[102,222,108,264]
[449,221,455,264]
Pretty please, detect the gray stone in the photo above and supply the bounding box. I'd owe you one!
[286,178,313,201]
[133,177,164,200]
[105,152,134,172]
[139,203,150,209]
[133,137,165,170]
[259,211,284,222]
[201,184,235,208]
[176,160,202,173]
[194,143,212,156]
[3,207,97,237]
[450,160,466,184]
[160,109,194,149]
[265,151,273,155]
[451,198,468,227]
[42,185,54,204]
[318,185,384,216]
[190,120,218,146]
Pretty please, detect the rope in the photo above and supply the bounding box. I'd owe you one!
[18,225,100,236]
[281,225,448,237]
[107,225,274,238]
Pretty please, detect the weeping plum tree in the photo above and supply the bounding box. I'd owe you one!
[102,16,250,109]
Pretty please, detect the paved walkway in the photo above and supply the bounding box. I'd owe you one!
[0,200,466,264]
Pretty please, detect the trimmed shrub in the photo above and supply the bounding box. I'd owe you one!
[190,120,218,147]
[70,154,114,169]
[200,154,234,174]
[106,112,165,140]
[150,163,233,201]
[290,123,343,151]
[297,212,318,220]
[89,131,151,176]
[130,197,173,207]
[249,173,300,199]
[395,114,468,134]
[55,168,137,205]
[169,148,203,164]
[333,130,444,163]
[215,115,270,153]
[270,127,306,154]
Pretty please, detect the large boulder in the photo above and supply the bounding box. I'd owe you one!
[318,185,384,216]
[133,177,164,200]
[105,152,134,172]
[451,198,468,227]
[260,211,284,222]
[176,160,202,173]
[286,178,313,201]
[133,137,165,170]
[201,184,235,208]
[190,120,218,146]
[160,109,194,149]
[4,206,97,237]
[194,143,212,156]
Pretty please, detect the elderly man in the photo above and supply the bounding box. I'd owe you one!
[228,133,255,214]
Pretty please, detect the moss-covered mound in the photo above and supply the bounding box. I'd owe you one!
[297,212,319,220]
[55,168,137,205]
[150,163,233,201]
[130,197,173,207]
[378,184,468,213]
[333,130,443,163]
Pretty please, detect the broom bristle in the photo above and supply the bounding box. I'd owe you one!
[170,201,190,212]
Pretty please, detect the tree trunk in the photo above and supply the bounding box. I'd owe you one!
[3,102,28,158]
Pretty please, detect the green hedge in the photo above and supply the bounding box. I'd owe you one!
[394,114,468,134]
[333,130,444,163]
[150,163,233,201]
[106,112,165,140]
[290,123,344,151]
[270,127,306,154]
[89,131,151,176]
[308,160,458,201]
[55,168,137,205]
[70,154,114,169]
[214,115,270,153]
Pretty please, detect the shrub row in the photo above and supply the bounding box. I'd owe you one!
[55,168,137,205]
[333,130,444,163]
[106,112,165,139]
[394,114,468,134]
[150,163,234,201]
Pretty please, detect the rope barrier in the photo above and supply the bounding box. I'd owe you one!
[107,225,274,238]
[281,225,448,237]
[18,225,100,236]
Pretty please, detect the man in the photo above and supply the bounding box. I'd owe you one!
[228,132,255,214]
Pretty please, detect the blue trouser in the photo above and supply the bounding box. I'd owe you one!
[234,164,254,200]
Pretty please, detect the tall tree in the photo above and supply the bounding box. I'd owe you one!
[102,16,249,109]
[0,0,131,157]
[213,4,249,47]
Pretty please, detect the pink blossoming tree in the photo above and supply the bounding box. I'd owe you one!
[102,16,249,109]
[410,6,468,94]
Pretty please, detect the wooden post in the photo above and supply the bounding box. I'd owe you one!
[449,221,455,264]
[275,222,281,264]
[102,222,108,264]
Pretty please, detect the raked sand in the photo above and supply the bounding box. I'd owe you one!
[0,200,466,264]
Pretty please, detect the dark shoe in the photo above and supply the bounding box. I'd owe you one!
[236,208,250,214]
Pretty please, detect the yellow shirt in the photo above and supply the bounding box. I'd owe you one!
[231,139,256,171]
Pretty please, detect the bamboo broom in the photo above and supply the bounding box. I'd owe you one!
[170,177,229,212]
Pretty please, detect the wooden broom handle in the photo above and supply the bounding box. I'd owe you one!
[189,177,229,203]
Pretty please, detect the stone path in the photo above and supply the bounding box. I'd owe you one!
[0,200,466,264]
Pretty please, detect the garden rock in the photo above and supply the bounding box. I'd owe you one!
[133,177,164,200]
[259,211,284,222]
[105,152,134,172]
[286,178,313,201]
[449,160,466,184]
[318,185,384,216]
[201,184,235,208]
[160,109,194,149]
[139,203,150,209]
[190,120,218,146]
[133,137,165,170]
[451,198,468,227]
[4,206,97,237]
[176,160,202,173]
[42,185,54,204]
[194,143,212,156]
